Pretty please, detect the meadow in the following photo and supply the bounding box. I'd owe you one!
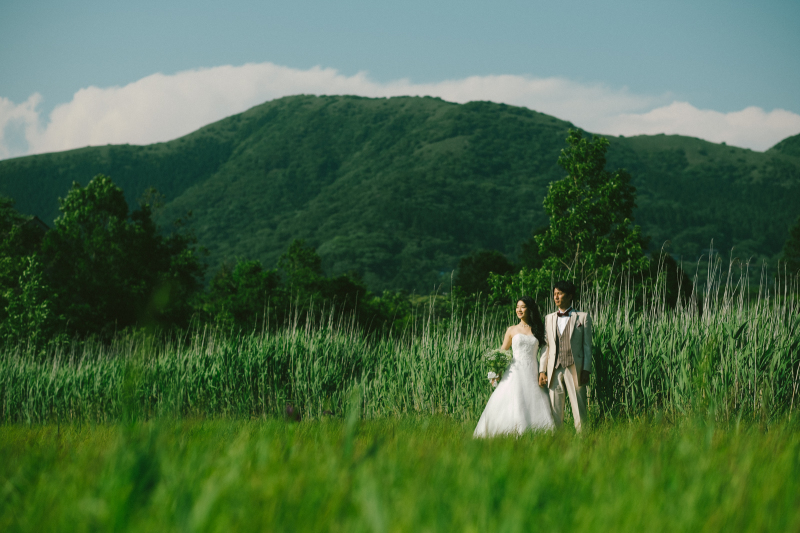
[2,260,800,531]
[3,416,800,532]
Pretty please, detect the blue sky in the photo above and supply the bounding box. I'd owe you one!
[1,0,799,158]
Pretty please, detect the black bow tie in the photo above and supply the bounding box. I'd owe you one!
[557,310,571,318]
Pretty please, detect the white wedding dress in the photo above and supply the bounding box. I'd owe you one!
[473,334,555,437]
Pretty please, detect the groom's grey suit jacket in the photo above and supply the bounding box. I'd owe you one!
[539,310,593,387]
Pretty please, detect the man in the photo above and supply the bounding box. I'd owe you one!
[538,280,592,432]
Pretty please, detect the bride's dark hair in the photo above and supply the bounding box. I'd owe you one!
[517,295,545,346]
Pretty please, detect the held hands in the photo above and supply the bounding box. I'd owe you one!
[539,370,591,387]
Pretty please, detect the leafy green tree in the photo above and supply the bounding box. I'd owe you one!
[278,239,324,291]
[490,130,648,303]
[453,250,515,296]
[517,226,548,270]
[535,129,648,281]
[0,196,29,238]
[141,203,206,329]
[277,239,382,327]
[782,215,800,275]
[39,175,204,336]
[205,259,281,330]
[1,256,63,346]
[200,240,393,332]
[369,289,412,326]
[0,197,48,321]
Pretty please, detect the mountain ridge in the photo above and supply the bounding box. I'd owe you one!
[1,95,798,292]
[768,132,800,159]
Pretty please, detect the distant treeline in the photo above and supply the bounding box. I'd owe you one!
[0,175,425,344]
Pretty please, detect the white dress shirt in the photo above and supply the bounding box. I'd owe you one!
[556,307,573,335]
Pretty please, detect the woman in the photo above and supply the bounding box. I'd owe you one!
[473,296,555,437]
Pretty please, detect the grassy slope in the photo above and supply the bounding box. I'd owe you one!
[610,134,800,264]
[1,95,799,291]
[2,417,799,532]
[768,132,800,158]
[158,96,572,290]
[0,125,241,223]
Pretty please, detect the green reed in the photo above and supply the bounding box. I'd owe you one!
[586,257,800,421]
[1,258,798,424]
[0,302,501,424]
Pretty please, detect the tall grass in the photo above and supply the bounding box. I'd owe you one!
[1,259,798,424]
[0,303,500,424]
[587,257,800,421]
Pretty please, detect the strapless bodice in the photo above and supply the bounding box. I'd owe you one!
[511,334,539,370]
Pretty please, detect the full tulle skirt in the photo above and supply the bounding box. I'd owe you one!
[473,335,555,438]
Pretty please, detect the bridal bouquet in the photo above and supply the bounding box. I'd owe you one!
[483,349,512,388]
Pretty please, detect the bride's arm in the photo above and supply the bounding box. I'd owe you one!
[538,317,550,386]
[499,327,514,351]
[539,344,547,372]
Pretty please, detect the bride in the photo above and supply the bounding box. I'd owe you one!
[474,296,555,437]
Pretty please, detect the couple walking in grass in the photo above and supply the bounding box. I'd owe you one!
[473,281,593,437]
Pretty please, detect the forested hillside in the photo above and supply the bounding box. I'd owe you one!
[769,132,800,158]
[1,95,798,292]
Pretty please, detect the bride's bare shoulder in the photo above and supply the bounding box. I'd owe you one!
[499,326,518,350]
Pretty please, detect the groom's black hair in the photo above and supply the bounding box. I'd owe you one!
[553,280,577,297]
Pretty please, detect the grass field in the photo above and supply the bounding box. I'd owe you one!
[2,265,799,531]
[3,416,800,532]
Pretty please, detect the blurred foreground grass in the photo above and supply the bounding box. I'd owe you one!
[2,415,799,532]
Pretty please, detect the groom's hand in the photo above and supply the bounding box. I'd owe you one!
[579,370,591,387]
[538,373,547,387]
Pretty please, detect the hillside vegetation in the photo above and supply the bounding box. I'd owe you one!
[769,132,800,158]
[1,95,798,292]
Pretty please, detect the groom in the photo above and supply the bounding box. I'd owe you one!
[538,280,593,432]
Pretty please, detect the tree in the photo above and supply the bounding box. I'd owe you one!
[39,175,204,336]
[278,239,324,291]
[517,226,548,270]
[205,259,281,330]
[1,256,63,346]
[277,239,382,327]
[782,215,800,276]
[489,131,648,303]
[0,196,49,326]
[453,250,515,296]
[535,130,647,281]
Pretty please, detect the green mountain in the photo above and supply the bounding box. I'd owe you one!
[1,95,799,292]
[769,132,800,158]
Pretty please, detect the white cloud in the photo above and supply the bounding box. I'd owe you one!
[603,102,800,151]
[0,93,42,159]
[1,62,798,159]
